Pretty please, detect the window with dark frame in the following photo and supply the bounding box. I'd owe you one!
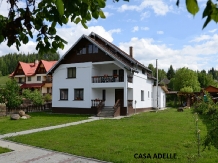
[28,76,31,81]
[142,69,145,74]
[37,76,41,81]
[19,77,22,83]
[74,89,84,100]
[67,67,76,78]
[148,91,149,98]
[93,45,98,53]
[88,44,93,53]
[60,89,68,100]
[141,90,144,101]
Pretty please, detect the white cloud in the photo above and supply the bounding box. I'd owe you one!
[190,34,211,42]
[157,31,164,34]
[209,29,217,33]
[0,23,120,57]
[141,27,150,31]
[104,12,114,18]
[118,0,171,15]
[132,26,139,32]
[140,11,151,20]
[118,34,218,71]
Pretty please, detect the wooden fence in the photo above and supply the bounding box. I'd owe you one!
[2,102,52,116]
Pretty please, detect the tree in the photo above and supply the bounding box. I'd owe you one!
[172,67,200,92]
[0,0,217,54]
[197,70,217,88]
[22,89,44,106]
[167,65,175,80]
[0,79,22,109]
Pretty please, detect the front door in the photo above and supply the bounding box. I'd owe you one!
[115,89,125,115]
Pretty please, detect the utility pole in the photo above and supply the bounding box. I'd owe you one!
[156,59,158,111]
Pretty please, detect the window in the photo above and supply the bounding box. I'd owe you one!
[93,45,98,53]
[88,44,93,53]
[74,89,84,100]
[142,69,145,74]
[37,76,41,81]
[79,47,86,54]
[67,67,76,78]
[60,89,68,100]
[148,91,149,98]
[28,77,31,81]
[141,90,144,101]
[19,77,22,83]
[151,92,153,98]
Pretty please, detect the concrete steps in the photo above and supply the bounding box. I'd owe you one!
[98,106,114,117]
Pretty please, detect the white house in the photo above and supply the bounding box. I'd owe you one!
[48,32,167,116]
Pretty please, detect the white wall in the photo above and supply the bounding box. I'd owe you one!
[153,86,166,108]
[52,62,92,108]
[26,74,46,84]
[132,72,154,109]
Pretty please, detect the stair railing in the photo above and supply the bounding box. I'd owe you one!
[113,99,120,117]
[97,100,105,116]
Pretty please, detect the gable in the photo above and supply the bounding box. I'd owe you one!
[14,64,25,75]
[35,63,46,74]
[60,37,114,64]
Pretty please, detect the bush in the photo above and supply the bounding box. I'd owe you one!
[43,94,52,102]
[22,89,44,106]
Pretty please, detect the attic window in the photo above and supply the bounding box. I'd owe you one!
[78,47,86,55]
[142,69,145,74]
[88,44,98,53]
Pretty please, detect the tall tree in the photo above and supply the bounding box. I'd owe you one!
[172,67,200,92]
[167,65,175,80]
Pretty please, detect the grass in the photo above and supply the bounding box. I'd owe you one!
[0,75,10,86]
[5,109,218,163]
[0,147,11,154]
[0,112,89,134]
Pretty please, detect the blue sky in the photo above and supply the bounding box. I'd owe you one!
[0,0,218,72]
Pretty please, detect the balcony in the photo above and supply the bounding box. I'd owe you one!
[42,78,52,83]
[92,75,124,83]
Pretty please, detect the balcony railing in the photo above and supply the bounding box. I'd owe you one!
[91,99,104,107]
[92,75,124,83]
[42,78,52,83]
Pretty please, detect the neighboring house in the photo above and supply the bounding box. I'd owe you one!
[48,32,167,116]
[10,60,57,95]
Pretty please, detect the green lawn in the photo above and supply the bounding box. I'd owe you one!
[5,109,218,163]
[0,75,10,87]
[0,112,89,134]
[0,147,11,154]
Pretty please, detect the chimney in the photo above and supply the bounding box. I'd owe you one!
[129,46,133,58]
[34,60,39,66]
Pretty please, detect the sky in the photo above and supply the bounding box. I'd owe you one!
[0,0,218,72]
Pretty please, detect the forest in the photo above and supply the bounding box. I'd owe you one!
[0,52,218,92]
[0,53,60,76]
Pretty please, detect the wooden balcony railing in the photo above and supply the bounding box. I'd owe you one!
[92,75,124,83]
[42,78,52,83]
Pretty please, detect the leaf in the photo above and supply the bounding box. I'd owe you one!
[23,36,29,44]
[97,0,106,8]
[203,0,212,18]
[0,35,4,42]
[55,0,64,16]
[81,20,88,29]
[92,11,99,19]
[176,0,180,7]
[74,17,81,24]
[99,10,106,18]
[186,0,199,16]
[211,8,218,23]
[203,16,211,29]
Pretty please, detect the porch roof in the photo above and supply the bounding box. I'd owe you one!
[20,83,44,88]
